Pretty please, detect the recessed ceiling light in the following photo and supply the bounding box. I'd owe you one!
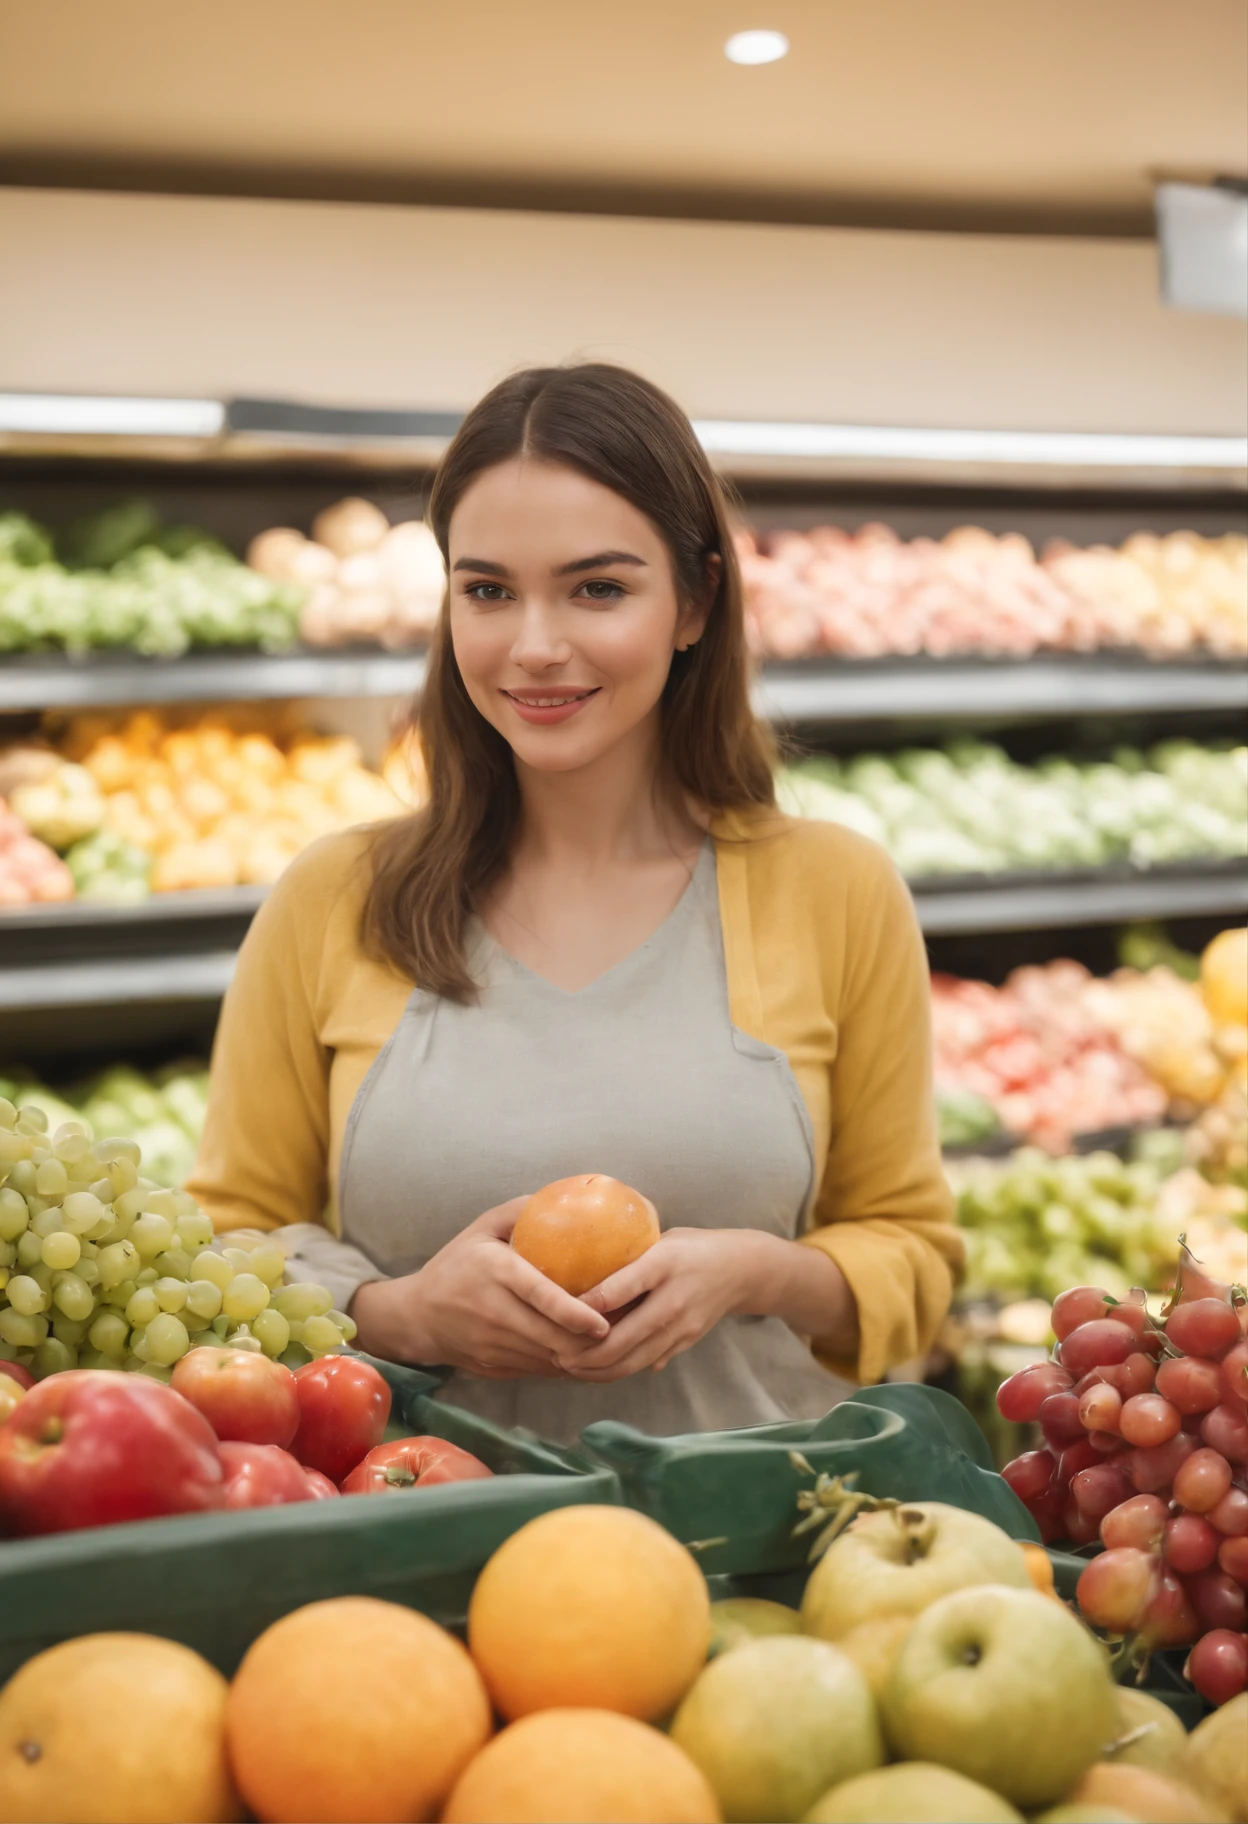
[724,29,789,64]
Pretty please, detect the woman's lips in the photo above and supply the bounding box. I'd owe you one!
[501,688,600,725]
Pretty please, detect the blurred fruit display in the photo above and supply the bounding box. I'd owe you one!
[778,739,1248,878]
[934,933,1247,1154]
[933,963,1169,1152]
[0,800,73,906]
[0,1064,209,1190]
[951,1144,1248,1313]
[740,522,1248,660]
[0,504,301,657]
[0,709,405,896]
[248,499,445,649]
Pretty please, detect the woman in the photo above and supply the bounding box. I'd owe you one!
[190,363,961,1443]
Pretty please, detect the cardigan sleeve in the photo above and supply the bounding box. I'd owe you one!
[800,845,964,1384]
[186,841,341,1236]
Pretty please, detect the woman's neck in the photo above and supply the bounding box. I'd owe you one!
[511,715,704,871]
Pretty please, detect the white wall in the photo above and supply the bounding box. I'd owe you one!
[2,187,1245,434]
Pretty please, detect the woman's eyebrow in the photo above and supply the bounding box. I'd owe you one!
[452,556,511,575]
[554,551,647,575]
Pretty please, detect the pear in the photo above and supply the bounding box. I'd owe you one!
[1185,1693,1248,1824]
[804,1762,1023,1823]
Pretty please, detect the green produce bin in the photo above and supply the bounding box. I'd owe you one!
[0,1359,620,1682]
[581,1382,1040,1578]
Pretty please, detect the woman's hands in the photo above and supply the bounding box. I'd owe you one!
[556,1227,858,1382]
[349,1198,610,1376]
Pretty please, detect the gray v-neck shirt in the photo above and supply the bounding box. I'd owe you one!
[333,842,847,1442]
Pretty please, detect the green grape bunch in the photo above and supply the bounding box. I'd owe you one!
[0,1097,355,1384]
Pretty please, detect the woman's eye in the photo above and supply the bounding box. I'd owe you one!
[465,583,511,602]
[578,579,625,601]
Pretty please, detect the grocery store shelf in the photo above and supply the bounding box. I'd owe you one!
[754,654,1248,724]
[0,647,427,711]
[3,393,1245,491]
[5,647,1245,719]
[0,950,238,1011]
[2,863,1243,1012]
[912,860,1248,935]
[0,887,268,932]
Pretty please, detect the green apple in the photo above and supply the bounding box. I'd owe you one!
[881,1585,1117,1811]
[709,1598,802,1658]
[801,1501,1031,1641]
[1185,1693,1248,1824]
[1103,1687,1188,1781]
[803,1762,1023,1822]
[672,1635,882,1823]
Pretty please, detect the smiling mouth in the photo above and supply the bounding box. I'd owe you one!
[502,689,600,707]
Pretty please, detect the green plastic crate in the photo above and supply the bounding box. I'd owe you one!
[581,1382,1039,1577]
[0,1358,620,1681]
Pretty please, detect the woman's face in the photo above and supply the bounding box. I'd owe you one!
[447,459,708,775]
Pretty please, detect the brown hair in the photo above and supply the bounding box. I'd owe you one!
[363,361,775,999]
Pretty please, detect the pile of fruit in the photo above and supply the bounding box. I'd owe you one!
[0,504,301,657]
[0,798,72,907]
[740,521,1248,661]
[778,739,1248,878]
[0,1097,353,1380]
[933,961,1170,1151]
[998,1250,1248,1713]
[1,1499,1244,1823]
[0,1064,209,1190]
[933,931,1247,1156]
[0,708,404,896]
[247,497,445,648]
[952,1145,1248,1312]
[0,1348,491,1537]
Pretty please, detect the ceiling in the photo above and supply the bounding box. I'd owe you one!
[1,0,1245,235]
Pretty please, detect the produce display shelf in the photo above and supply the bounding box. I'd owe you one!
[4,647,1246,720]
[0,648,428,712]
[912,858,1248,934]
[2,863,1243,1012]
[0,950,238,1011]
[754,653,1248,725]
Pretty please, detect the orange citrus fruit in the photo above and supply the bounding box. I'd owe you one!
[443,1709,721,1823]
[511,1175,659,1295]
[1068,1763,1225,1824]
[0,1632,239,1824]
[468,1505,710,1721]
[225,1596,491,1822]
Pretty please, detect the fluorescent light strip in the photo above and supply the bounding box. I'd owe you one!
[0,394,225,438]
[692,420,1248,470]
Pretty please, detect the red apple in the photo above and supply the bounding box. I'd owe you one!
[290,1357,391,1483]
[170,1346,299,1448]
[0,1371,223,1535]
[0,1363,35,1393]
[219,1441,314,1510]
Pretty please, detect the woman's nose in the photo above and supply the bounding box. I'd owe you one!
[509,600,573,671]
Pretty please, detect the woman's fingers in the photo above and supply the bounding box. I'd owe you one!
[507,1256,611,1340]
[565,1322,689,1382]
[580,1245,668,1316]
[558,1287,680,1372]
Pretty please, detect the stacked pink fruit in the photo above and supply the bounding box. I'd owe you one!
[997,1262,1248,1707]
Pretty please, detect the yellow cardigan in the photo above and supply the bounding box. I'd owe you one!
[188,806,963,1386]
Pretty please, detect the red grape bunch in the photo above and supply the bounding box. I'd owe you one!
[996,1254,1248,1708]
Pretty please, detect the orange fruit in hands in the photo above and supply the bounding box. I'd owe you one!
[511,1174,659,1296]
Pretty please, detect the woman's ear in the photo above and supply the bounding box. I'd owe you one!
[676,551,720,651]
